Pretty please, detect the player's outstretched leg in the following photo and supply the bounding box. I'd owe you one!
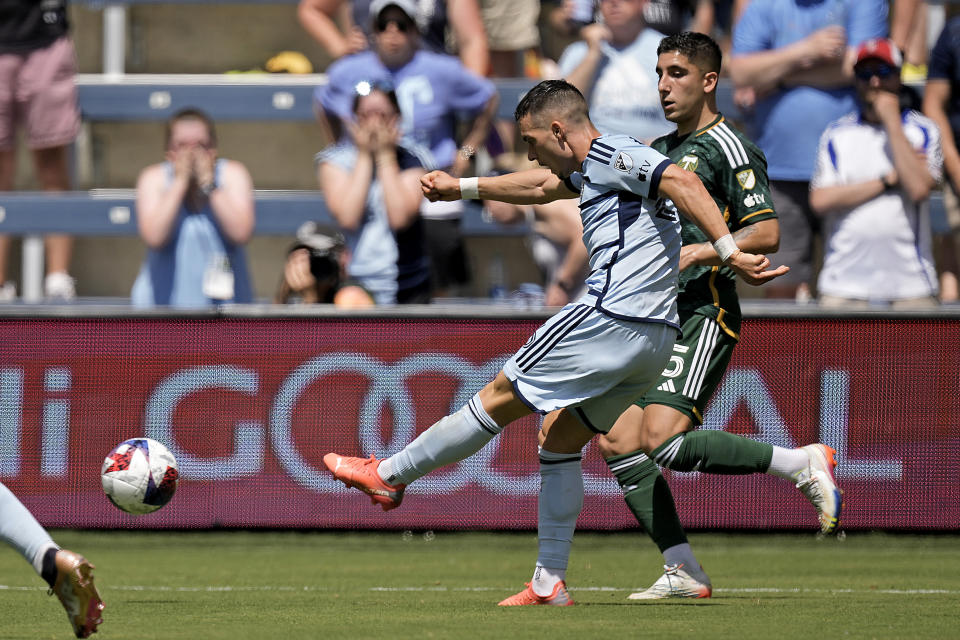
[324,394,503,511]
[793,444,843,534]
[51,549,105,639]
[649,431,844,533]
[0,482,104,637]
[321,453,406,511]
[605,451,712,600]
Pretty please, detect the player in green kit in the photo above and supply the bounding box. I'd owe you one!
[498,32,844,606]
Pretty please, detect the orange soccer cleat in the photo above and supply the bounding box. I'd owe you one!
[498,581,574,606]
[322,453,406,511]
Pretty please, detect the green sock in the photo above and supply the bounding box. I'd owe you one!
[606,452,687,553]
[651,430,774,474]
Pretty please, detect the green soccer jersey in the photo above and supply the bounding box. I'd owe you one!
[651,114,776,336]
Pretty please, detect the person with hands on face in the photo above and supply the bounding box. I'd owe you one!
[810,38,942,309]
[316,82,432,304]
[131,108,255,308]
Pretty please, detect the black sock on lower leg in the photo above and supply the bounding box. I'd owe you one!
[41,547,58,588]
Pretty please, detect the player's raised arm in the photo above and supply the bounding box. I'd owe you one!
[658,164,789,285]
[421,169,579,205]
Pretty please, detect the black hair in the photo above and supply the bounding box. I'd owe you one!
[351,81,401,115]
[514,79,590,125]
[657,31,722,75]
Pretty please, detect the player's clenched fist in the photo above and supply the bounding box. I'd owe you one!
[421,170,462,202]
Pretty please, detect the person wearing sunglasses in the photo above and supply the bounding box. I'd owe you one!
[297,0,489,77]
[809,38,942,309]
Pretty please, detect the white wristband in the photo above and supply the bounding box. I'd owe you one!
[459,177,480,200]
[713,234,738,262]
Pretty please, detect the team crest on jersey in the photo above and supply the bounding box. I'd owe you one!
[678,154,699,171]
[614,152,634,172]
[736,169,756,190]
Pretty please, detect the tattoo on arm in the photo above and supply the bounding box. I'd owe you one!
[733,225,757,242]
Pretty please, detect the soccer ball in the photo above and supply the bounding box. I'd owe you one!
[100,438,179,515]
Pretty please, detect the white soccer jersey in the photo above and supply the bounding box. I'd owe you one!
[811,110,943,300]
[563,134,680,325]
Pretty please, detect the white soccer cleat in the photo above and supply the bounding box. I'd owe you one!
[796,444,844,534]
[627,564,712,600]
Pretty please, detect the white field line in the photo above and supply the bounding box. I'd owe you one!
[1,584,957,595]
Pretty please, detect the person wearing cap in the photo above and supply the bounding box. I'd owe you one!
[730,0,888,301]
[809,37,942,309]
[274,221,375,307]
[314,0,498,298]
[297,0,489,76]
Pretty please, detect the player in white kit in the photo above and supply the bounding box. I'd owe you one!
[323,82,788,581]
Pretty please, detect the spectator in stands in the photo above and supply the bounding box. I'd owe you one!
[644,0,715,37]
[810,38,942,309]
[0,0,80,301]
[131,108,255,308]
[558,0,675,144]
[891,0,929,83]
[547,0,714,43]
[297,0,490,76]
[481,0,542,78]
[274,221,376,306]
[923,15,960,302]
[480,0,544,168]
[316,82,433,304]
[315,0,498,298]
[729,0,888,301]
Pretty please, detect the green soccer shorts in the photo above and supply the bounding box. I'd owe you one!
[636,311,739,425]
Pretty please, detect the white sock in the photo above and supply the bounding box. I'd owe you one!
[0,482,59,575]
[533,448,583,596]
[378,394,502,486]
[662,543,709,584]
[531,565,566,597]
[766,446,810,481]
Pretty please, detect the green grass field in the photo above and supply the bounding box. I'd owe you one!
[2,530,958,640]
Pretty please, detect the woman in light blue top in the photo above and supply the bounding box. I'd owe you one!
[131,108,255,308]
[316,83,432,304]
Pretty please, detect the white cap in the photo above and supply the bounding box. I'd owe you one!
[369,0,417,22]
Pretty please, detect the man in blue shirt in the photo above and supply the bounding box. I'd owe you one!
[729,0,887,299]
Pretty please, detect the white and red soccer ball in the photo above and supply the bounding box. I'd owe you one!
[100,438,179,515]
